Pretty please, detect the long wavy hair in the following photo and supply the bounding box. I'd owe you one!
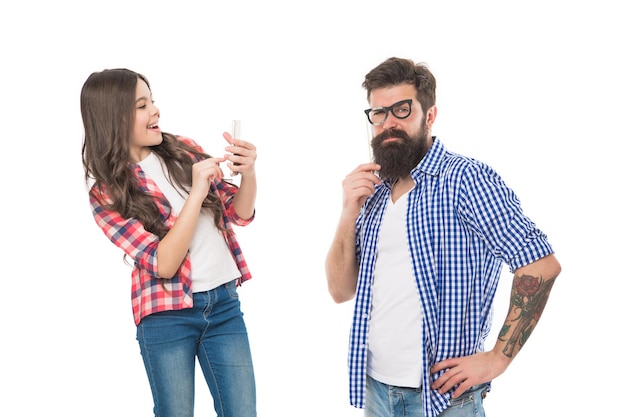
[81,68,226,238]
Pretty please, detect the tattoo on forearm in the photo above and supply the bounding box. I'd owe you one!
[498,273,555,357]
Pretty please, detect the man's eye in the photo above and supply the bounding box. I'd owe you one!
[395,106,410,114]
[372,109,385,117]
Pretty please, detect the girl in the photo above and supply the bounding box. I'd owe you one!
[81,68,257,417]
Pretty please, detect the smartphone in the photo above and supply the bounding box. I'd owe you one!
[232,119,241,141]
[230,119,241,176]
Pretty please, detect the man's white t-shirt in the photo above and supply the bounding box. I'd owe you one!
[367,191,423,388]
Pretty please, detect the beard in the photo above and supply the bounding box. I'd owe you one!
[371,119,431,181]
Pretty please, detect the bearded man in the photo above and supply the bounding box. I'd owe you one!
[325,57,561,417]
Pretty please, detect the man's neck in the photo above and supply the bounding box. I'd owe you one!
[391,176,415,203]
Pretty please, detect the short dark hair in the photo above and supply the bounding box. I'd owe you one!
[362,57,436,114]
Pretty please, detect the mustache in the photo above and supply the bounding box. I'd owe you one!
[372,128,412,145]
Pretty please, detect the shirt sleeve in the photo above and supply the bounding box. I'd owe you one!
[456,161,554,272]
[214,179,255,227]
[89,187,160,278]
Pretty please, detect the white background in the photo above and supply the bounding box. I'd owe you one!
[1,1,623,415]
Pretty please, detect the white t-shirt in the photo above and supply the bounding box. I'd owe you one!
[367,191,423,388]
[138,152,240,292]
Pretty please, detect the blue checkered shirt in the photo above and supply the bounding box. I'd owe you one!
[348,137,554,417]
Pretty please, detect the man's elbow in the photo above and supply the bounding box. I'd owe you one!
[544,253,562,280]
[328,283,356,304]
[516,253,562,281]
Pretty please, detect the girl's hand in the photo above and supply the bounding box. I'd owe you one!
[190,156,226,199]
[223,132,257,176]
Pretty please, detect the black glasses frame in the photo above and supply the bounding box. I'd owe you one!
[364,99,413,126]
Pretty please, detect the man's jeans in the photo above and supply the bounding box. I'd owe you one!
[365,375,488,417]
[137,280,256,417]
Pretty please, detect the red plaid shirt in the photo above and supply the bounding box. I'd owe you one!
[89,136,253,325]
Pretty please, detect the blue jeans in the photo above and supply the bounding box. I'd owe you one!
[365,375,487,417]
[136,280,256,417]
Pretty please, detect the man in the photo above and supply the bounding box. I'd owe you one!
[325,57,561,417]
